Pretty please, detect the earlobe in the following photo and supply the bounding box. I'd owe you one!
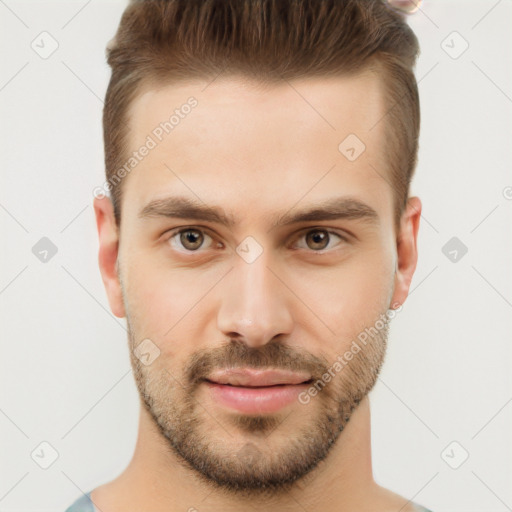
[390,196,422,309]
[93,196,126,318]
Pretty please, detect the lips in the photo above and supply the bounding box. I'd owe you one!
[205,368,312,387]
[204,369,313,414]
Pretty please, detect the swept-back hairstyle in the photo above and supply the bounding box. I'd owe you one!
[103,0,420,229]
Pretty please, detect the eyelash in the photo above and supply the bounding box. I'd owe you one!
[163,226,349,255]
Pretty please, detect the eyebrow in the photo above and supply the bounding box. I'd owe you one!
[138,195,379,229]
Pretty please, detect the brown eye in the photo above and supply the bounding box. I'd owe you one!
[293,228,348,253]
[179,229,204,251]
[166,226,223,254]
[305,229,334,251]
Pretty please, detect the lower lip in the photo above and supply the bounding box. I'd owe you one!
[205,381,311,414]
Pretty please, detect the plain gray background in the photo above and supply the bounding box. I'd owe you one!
[1,1,511,511]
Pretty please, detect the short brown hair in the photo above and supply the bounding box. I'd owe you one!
[103,0,420,230]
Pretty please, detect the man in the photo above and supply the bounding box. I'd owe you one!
[66,0,430,510]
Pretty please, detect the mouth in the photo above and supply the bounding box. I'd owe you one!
[204,379,314,388]
[202,370,314,414]
[204,367,313,388]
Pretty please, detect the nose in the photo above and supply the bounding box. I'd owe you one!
[216,251,294,348]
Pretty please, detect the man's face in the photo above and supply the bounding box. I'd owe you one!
[96,72,418,494]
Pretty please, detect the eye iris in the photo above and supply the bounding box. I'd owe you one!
[180,229,203,250]
[306,230,329,250]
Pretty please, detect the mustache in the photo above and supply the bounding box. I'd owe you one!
[184,338,330,387]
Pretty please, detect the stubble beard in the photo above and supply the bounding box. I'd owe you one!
[127,315,389,498]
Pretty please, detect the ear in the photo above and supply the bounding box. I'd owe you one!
[93,196,126,318]
[390,196,422,309]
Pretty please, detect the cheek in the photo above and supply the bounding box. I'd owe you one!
[121,260,179,340]
[122,258,217,361]
[294,247,395,339]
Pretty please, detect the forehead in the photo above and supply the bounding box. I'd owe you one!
[128,72,384,147]
[121,72,391,228]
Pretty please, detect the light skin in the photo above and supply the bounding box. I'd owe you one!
[92,71,422,512]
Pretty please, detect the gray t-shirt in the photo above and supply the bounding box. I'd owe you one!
[64,489,433,511]
[64,491,95,512]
